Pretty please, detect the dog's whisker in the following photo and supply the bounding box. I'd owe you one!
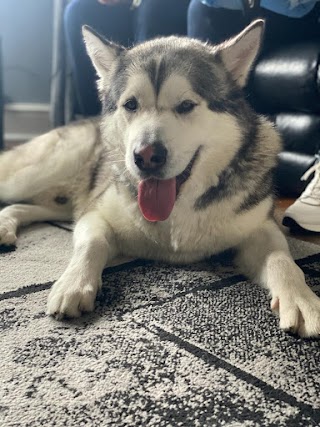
[106,160,126,164]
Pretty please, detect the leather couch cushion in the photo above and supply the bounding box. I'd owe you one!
[274,113,320,155]
[250,42,320,114]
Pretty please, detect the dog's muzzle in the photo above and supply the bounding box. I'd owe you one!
[137,146,201,223]
[133,142,167,174]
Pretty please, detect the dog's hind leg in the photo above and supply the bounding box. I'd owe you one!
[0,131,65,203]
[0,120,99,203]
[0,204,72,246]
[235,219,320,337]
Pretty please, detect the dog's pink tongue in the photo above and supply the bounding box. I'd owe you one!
[138,178,176,222]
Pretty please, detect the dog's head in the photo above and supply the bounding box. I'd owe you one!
[83,21,264,221]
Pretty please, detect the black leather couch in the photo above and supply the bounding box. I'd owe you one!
[250,41,320,197]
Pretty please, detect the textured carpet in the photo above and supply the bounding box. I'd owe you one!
[1,223,320,427]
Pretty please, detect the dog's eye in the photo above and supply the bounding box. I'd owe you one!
[124,98,138,112]
[176,100,197,114]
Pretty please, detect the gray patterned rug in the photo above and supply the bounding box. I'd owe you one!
[1,223,320,427]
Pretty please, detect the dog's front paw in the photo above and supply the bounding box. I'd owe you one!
[0,222,17,246]
[271,290,320,338]
[47,273,101,319]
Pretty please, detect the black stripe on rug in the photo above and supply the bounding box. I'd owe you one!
[46,221,73,232]
[111,273,245,318]
[0,260,153,302]
[0,281,53,301]
[296,252,320,266]
[144,323,320,424]
[0,269,242,308]
[1,255,319,307]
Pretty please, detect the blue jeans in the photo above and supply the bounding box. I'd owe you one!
[188,0,320,46]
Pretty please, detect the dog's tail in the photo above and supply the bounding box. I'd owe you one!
[0,119,99,203]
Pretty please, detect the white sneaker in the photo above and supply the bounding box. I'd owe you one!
[283,157,320,232]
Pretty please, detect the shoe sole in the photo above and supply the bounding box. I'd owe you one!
[282,216,320,233]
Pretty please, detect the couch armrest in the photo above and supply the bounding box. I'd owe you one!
[250,42,320,114]
[274,112,320,155]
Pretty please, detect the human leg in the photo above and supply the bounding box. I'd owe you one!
[187,0,247,43]
[260,4,320,51]
[64,0,133,116]
[134,0,190,42]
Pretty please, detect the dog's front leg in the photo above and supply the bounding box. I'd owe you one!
[47,210,117,319]
[235,219,320,337]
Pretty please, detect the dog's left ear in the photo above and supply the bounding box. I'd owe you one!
[82,25,125,80]
[219,19,264,88]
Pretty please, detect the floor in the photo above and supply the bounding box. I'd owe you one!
[275,198,320,246]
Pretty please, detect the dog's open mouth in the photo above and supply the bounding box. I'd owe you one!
[138,147,201,222]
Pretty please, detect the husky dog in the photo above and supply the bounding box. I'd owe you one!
[0,21,319,337]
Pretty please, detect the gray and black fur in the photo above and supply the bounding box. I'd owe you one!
[2,23,318,340]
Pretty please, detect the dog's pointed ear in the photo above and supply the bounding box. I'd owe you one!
[82,25,125,79]
[219,20,264,87]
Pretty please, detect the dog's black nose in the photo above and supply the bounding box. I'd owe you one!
[134,142,167,172]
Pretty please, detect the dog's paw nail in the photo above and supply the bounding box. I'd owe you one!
[54,312,64,321]
[271,297,279,311]
[282,325,297,335]
[47,285,96,320]
[278,292,320,338]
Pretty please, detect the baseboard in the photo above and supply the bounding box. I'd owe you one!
[5,103,50,113]
[4,103,52,145]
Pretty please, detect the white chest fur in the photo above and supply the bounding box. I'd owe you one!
[98,185,272,264]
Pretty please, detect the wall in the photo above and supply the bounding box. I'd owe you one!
[0,0,54,143]
[0,0,54,104]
